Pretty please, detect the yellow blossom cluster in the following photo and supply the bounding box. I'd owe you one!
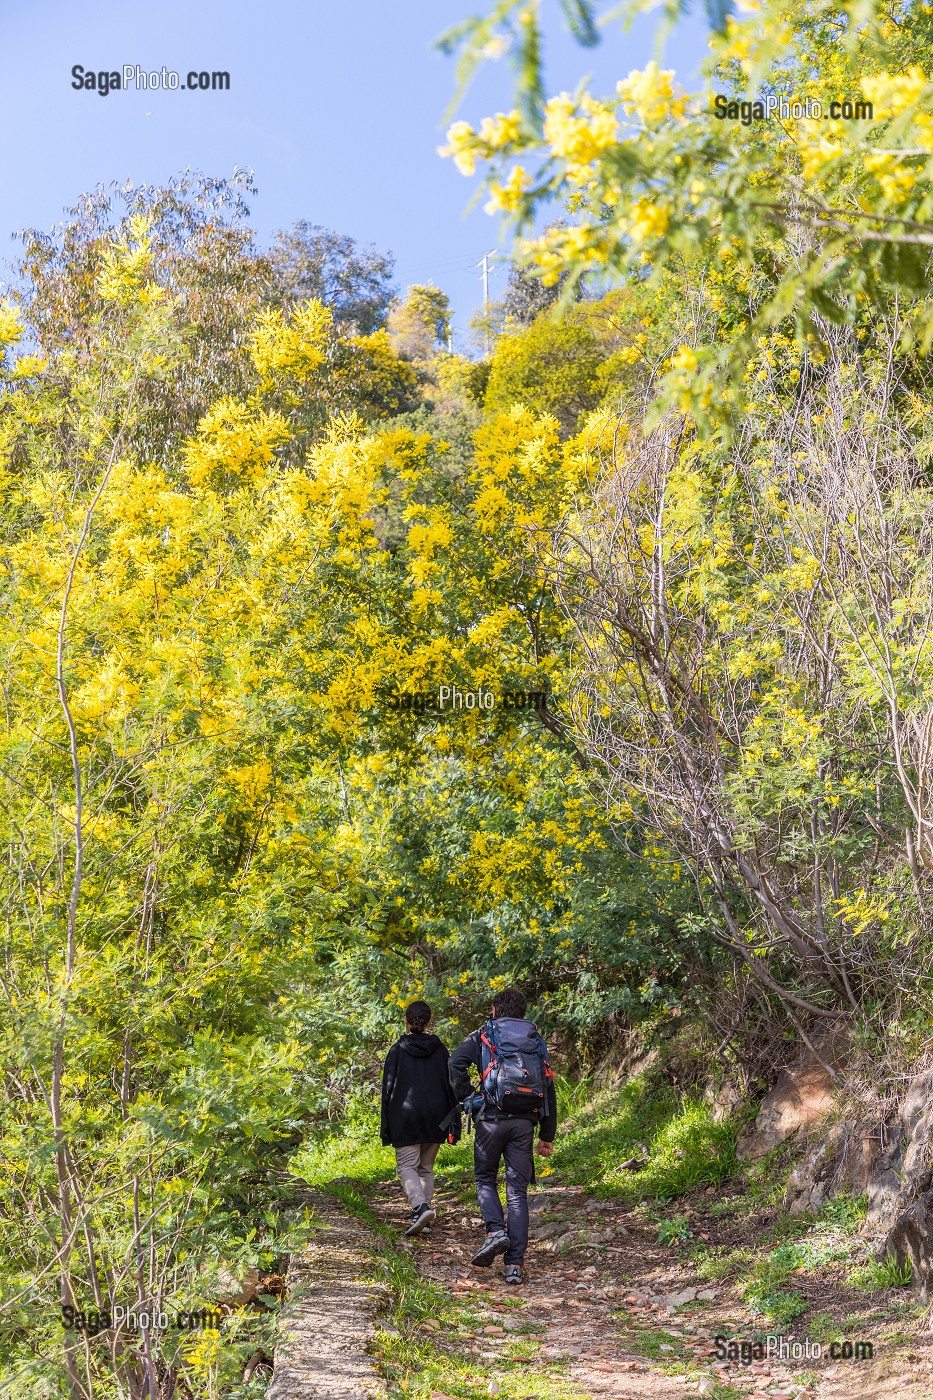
[406,509,454,591]
[797,137,843,181]
[615,333,649,366]
[182,399,290,488]
[626,198,669,244]
[96,219,164,305]
[439,109,524,178]
[485,165,531,213]
[617,61,687,127]
[10,354,47,379]
[864,151,917,201]
[670,346,698,373]
[833,890,890,937]
[478,109,522,148]
[249,300,332,388]
[440,119,478,175]
[522,222,611,283]
[542,93,619,179]
[718,16,753,63]
[0,302,23,347]
[861,66,928,118]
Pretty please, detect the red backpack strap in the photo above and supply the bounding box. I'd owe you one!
[480,1021,498,1085]
[536,1032,554,1079]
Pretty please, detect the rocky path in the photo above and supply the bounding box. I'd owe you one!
[267,1187,387,1400]
[264,1175,933,1399]
[362,1176,933,1400]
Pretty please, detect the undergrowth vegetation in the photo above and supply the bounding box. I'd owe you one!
[551,1075,739,1202]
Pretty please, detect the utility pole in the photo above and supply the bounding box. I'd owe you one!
[478,249,497,357]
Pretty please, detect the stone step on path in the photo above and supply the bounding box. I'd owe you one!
[267,1187,387,1400]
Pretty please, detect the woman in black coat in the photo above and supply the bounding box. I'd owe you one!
[381,1000,460,1235]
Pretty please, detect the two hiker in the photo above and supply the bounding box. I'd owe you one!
[380,988,557,1284]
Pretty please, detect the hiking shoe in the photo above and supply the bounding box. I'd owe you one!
[471,1229,510,1267]
[503,1264,524,1285]
[404,1203,436,1237]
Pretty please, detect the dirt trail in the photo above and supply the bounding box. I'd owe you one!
[268,1187,387,1400]
[364,1176,933,1400]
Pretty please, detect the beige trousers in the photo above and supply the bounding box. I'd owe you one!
[394,1142,441,1209]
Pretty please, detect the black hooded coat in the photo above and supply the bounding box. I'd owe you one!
[380,1033,461,1147]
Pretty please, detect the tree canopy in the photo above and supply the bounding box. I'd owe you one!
[8,1,933,1390]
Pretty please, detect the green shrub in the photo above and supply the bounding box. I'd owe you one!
[552,1075,738,1201]
[657,1214,692,1245]
[484,313,604,434]
[849,1256,914,1291]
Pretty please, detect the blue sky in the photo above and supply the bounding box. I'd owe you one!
[2,0,710,347]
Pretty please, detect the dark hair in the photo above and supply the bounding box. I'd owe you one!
[404,999,432,1033]
[491,986,526,1019]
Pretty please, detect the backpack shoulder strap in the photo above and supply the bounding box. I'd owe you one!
[479,1019,499,1084]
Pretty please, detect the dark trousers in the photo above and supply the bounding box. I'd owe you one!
[474,1116,534,1265]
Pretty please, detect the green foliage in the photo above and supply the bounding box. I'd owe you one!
[549,1075,738,1200]
[463,356,492,403]
[819,1195,868,1231]
[742,1276,809,1326]
[850,1256,914,1291]
[647,1099,738,1198]
[484,311,603,434]
[14,23,933,1372]
[738,1204,872,1322]
[554,1072,595,1119]
[388,283,452,360]
[625,1327,689,1362]
[657,1214,692,1245]
[268,219,396,333]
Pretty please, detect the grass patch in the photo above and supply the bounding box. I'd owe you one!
[551,1075,738,1202]
[290,1100,395,1187]
[849,1256,913,1291]
[657,1214,692,1245]
[624,1326,689,1362]
[689,1242,748,1282]
[820,1194,868,1229]
[708,1193,747,1218]
[743,1279,808,1326]
[291,1095,476,1195]
[740,1245,810,1326]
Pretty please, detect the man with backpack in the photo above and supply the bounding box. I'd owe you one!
[448,987,557,1284]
